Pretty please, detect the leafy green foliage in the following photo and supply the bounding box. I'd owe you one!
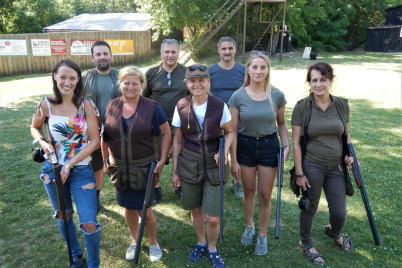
[136,0,225,38]
[9,0,67,33]
[287,0,401,51]
[0,0,14,33]
[291,0,355,51]
[1,0,138,34]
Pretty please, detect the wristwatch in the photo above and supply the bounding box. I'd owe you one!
[32,137,46,145]
[296,173,305,178]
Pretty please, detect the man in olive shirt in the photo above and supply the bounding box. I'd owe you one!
[143,39,189,202]
[83,41,121,213]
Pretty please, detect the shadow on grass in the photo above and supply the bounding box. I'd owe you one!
[0,96,400,267]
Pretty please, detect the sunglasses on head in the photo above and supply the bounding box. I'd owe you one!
[162,39,178,43]
[251,50,269,56]
[188,65,207,72]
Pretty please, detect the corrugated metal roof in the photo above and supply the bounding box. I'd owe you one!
[367,25,402,30]
[43,13,152,32]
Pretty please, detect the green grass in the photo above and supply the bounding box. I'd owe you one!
[0,51,401,267]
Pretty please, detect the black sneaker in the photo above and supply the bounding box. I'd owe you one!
[152,187,162,205]
[174,186,182,200]
[96,198,103,214]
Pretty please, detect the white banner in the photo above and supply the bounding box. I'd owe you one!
[0,39,28,56]
[31,39,51,56]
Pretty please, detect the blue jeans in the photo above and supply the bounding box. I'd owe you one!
[40,161,101,268]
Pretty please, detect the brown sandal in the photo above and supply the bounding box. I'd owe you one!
[298,244,326,267]
[323,225,353,251]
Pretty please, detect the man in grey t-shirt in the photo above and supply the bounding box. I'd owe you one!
[83,41,121,213]
[209,37,246,198]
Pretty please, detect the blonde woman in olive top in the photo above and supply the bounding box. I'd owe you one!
[228,51,290,256]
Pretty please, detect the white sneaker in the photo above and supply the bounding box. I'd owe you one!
[125,243,136,260]
[149,243,162,263]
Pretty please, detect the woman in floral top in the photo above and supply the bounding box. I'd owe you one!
[31,59,101,268]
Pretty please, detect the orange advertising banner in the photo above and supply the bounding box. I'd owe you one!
[105,40,134,55]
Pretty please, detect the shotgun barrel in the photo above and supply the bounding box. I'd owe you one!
[46,121,74,266]
[275,147,284,239]
[219,136,225,244]
[347,143,381,245]
[133,159,158,263]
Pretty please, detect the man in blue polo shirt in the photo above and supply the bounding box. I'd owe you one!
[209,37,245,198]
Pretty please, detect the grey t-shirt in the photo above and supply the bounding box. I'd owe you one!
[96,74,116,119]
[228,86,286,137]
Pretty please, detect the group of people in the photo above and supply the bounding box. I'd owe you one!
[31,37,356,268]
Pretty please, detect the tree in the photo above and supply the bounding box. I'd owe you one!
[286,0,401,50]
[1,0,139,34]
[136,0,225,39]
[69,0,138,14]
[9,0,68,33]
[0,0,15,33]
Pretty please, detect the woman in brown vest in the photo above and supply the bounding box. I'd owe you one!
[171,64,233,268]
[101,66,171,263]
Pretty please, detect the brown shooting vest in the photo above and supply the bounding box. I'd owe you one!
[175,94,228,185]
[103,96,157,190]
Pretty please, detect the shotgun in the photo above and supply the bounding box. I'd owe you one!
[46,123,74,266]
[275,147,284,239]
[347,143,381,245]
[219,136,225,244]
[133,159,158,264]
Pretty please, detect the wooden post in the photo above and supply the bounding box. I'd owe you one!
[279,1,287,62]
[242,1,247,64]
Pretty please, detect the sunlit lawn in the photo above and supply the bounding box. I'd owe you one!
[0,51,401,267]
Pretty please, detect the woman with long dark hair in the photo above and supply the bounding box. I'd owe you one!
[31,59,101,267]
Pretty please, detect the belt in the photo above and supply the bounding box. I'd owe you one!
[238,132,277,141]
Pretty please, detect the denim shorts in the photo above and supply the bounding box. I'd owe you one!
[236,133,280,167]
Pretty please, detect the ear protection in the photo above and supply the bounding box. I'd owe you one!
[298,187,313,212]
[32,137,46,163]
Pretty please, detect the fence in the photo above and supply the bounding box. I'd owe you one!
[0,29,182,77]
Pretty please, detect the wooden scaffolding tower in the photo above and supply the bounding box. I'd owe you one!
[179,0,287,64]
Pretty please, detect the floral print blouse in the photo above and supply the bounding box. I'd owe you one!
[45,98,98,165]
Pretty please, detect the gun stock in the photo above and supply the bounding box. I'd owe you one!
[351,167,361,188]
[275,147,284,239]
[219,136,225,244]
[347,143,381,245]
[133,159,158,264]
